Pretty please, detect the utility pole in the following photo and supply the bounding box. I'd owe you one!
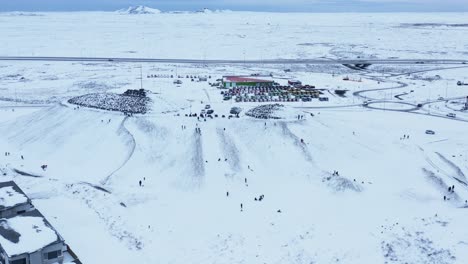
[140,65,143,90]
[446,80,448,98]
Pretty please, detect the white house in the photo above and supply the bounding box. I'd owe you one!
[0,181,81,264]
[0,182,34,219]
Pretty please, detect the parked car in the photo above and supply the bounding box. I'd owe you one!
[447,113,456,118]
[425,130,435,135]
[207,110,214,115]
[205,105,211,109]
[230,107,242,115]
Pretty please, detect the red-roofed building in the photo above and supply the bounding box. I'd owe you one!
[222,76,274,88]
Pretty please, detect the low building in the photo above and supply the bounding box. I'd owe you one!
[0,182,34,219]
[0,209,66,264]
[0,181,81,264]
[222,76,274,88]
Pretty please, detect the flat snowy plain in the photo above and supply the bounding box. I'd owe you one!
[0,10,468,264]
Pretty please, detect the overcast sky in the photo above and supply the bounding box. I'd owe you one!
[1,0,467,12]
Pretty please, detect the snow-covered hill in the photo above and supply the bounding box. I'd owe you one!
[117,6,161,15]
[1,10,468,264]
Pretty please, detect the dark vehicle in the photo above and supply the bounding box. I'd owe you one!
[335,90,347,96]
[425,130,435,135]
[417,103,423,108]
[319,97,329,102]
[447,113,456,118]
[230,107,242,115]
[207,110,214,115]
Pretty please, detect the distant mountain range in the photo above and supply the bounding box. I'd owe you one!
[117,6,232,15]
[117,6,161,15]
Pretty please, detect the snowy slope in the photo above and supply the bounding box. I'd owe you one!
[0,10,468,264]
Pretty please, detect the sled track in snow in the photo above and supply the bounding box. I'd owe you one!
[435,152,467,183]
[191,130,205,186]
[279,122,314,163]
[217,129,241,173]
[101,116,136,185]
[423,168,463,202]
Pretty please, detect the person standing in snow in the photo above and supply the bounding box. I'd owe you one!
[240,203,243,211]
[139,180,142,187]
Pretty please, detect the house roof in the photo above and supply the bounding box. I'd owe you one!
[223,76,274,83]
[0,209,63,257]
[0,182,29,211]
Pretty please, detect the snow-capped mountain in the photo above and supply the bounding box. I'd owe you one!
[196,8,233,14]
[117,6,161,15]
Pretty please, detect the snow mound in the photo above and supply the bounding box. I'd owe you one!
[322,174,363,192]
[68,92,151,114]
[117,6,161,15]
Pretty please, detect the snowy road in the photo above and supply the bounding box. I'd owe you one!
[0,56,467,65]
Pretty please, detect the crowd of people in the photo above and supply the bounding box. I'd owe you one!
[68,92,150,114]
[245,104,284,119]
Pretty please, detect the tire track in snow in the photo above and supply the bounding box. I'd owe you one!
[279,121,314,163]
[101,116,136,185]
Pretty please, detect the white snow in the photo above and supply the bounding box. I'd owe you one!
[0,10,468,264]
[0,216,58,257]
[0,186,28,209]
